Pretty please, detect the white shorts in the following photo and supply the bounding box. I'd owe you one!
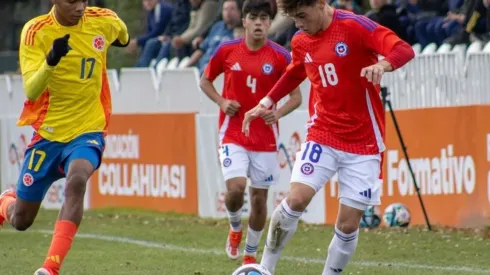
[219,143,280,189]
[291,141,381,209]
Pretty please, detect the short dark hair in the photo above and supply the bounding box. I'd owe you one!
[277,0,317,15]
[242,0,273,18]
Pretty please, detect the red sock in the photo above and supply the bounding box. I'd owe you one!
[42,220,78,274]
[0,196,15,223]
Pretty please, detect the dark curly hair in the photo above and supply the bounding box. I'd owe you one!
[242,0,273,18]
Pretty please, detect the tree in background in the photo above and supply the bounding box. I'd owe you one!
[96,0,145,69]
[0,0,144,70]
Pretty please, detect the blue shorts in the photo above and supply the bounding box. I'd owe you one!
[16,132,105,202]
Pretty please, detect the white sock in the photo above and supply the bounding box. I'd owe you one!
[322,225,359,275]
[227,208,242,232]
[260,199,302,273]
[244,226,263,256]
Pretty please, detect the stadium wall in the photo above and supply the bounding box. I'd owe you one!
[1,51,490,227]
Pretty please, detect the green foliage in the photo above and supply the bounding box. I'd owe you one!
[104,0,144,69]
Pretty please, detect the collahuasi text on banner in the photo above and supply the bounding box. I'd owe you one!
[323,106,490,227]
[90,113,198,214]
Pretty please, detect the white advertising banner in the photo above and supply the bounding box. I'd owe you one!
[196,111,326,224]
[0,117,89,210]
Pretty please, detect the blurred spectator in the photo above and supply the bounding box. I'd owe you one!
[366,0,408,41]
[186,0,242,74]
[170,0,221,59]
[151,0,192,66]
[127,0,174,67]
[433,0,465,43]
[234,26,246,38]
[330,0,363,14]
[398,0,448,47]
[444,0,489,44]
[268,12,296,47]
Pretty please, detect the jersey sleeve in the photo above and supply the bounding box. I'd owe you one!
[362,22,414,70]
[109,13,130,46]
[265,35,307,104]
[19,21,49,76]
[19,20,55,100]
[280,49,292,75]
[203,45,226,81]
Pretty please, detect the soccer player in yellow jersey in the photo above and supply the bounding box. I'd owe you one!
[0,1,129,274]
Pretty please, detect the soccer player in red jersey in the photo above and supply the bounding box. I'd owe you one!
[200,0,302,265]
[242,0,415,273]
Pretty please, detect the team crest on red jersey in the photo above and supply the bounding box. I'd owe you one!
[22,173,34,187]
[335,42,348,57]
[93,35,105,51]
[262,63,274,75]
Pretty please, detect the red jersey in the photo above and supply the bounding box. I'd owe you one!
[266,9,414,155]
[205,38,291,152]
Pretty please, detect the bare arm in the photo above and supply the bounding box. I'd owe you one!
[276,87,301,118]
[187,50,204,67]
[199,74,224,105]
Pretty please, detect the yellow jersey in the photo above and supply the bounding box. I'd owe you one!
[18,6,129,143]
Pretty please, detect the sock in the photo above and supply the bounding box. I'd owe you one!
[260,199,302,273]
[42,220,78,274]
[322,226,359,275]
[0,196,15,223]
[244,226,263,257]
[227,208,242,232]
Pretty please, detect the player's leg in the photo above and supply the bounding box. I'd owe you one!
[322,151,381,275]
[40,133,104,275]
[243,151,279,264]
[261,142,338,273]
[0,140,62,231]
[219,144,250,259]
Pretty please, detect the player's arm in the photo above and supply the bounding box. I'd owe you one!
[20,24,70,101]
[110,15,130,47]
[199,46,240,116]
[261,53,302,125]
[262,87,302,125]
[242,37,306,135]
[361,22,415,84]
[259,37,307,109]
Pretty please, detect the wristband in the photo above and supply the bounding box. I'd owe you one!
[259,97,273,109]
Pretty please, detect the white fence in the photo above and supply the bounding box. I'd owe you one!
[1,52,490,117]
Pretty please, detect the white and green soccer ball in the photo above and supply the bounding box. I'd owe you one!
[360,205,382,229]
[383,203,411,227]
[232,264,272,275]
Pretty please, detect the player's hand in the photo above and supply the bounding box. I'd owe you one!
[242,104,268,137]
[46,34,70,67]
[219,99,241,117]
[125,39,138,54]
[261,110,279,125]
[360,64,385,85]
[172,36,185,49]
[192,37,204,49]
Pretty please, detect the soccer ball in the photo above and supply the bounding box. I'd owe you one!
[360,205,381,228]
[383,203,411,227]
[232,264,272,275]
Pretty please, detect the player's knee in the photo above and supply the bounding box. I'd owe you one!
[11,214,34,231]
[250,192,267,213]
[226,179,246,199]
[285,192,310,213]
[336,221,359,235]
[65,172,89,197]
